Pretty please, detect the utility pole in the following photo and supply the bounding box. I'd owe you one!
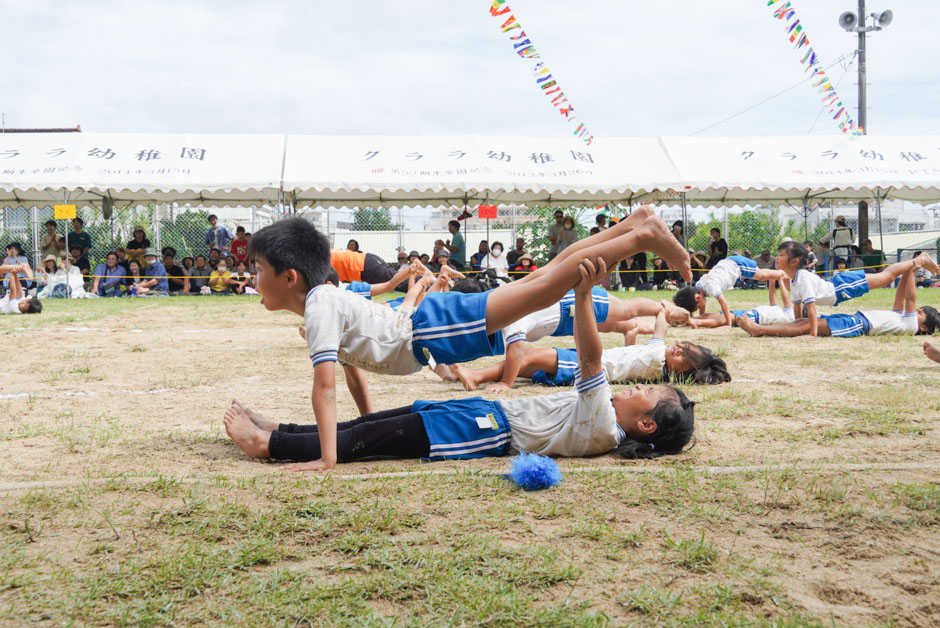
[857,0,869,244]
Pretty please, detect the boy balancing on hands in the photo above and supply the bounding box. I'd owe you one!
[673,255,787,328]
[0,264,42,314]
[773,241,940,337]
[224,211,691,471]
[737,256,939,338]
[452,304,729,391]
[224,258,695,468]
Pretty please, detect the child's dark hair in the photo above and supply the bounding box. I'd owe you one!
[777,240,807,267]
[452,276,489,293]
[918,306,939,335]
[325,267,339,286]
[24,298,42,314]
[673,286,700,313]
[615,386,695,459]
[668,342,731,385]
[247,217,330,290]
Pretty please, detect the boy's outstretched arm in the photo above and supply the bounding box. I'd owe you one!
[368,265,413,297]
[688,313,728,329]
[573,259,605,380]
[342,364,373,416]
[752,268,786,282]
[717,294,734,327]
[283,361,338,472]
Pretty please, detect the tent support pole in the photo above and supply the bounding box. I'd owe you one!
[680,192,688,250]
[875,190,885,264]
[30,206,40,268]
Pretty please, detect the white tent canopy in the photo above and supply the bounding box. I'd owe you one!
[2,133,939,208]
[0,132,284,206]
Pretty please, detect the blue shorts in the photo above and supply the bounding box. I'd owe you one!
[385,296,405,311]
[531,347,578,387]
[413,398,512,460]
[552,286,610,337]
[346,281,372,300]
[731,309,759,326]
[728,255,758,279]
[822,312,870,337]
[411,291,504,366]
[831,270,869,305]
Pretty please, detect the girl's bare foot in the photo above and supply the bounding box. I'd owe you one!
[736,315,763,337]
[439,265,465,280]
[451,364,478,392]
[432,363,458,382]
[224,406,270,458]
[915,253,939,275]
[232,399,278,431]
[636,217,692,282]
[924,341,940,364]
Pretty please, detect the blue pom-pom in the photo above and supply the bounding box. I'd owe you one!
[506,452,562,491]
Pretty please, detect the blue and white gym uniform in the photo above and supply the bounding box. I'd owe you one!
[790,269,837,307]
[341,280,372,300]
[821,312,870,337]
[696,255,757,298]
[730,305,795,326]
[830,270,870,305]
[502,286,610,347]
[824,309,918,337]
[531,340,667,387]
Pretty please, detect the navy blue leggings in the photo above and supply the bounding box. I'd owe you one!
[268,406,430,462]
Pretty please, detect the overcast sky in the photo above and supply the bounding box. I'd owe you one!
[2,0,936,138]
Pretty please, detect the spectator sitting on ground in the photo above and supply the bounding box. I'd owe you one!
[68,217,92,256]
[115,248,130,274]
[346,239,360,252]
[756,249,774,270]
[2,242,29,294]
[804,241,818,271]
[589,226,600,236]
[509,253,536,279]
[205,214,234,255]
[396,251,409,270]
[428,249,455,275]
[139,249,169,296]
[126,226,150,267]
[651,256,672,289]
[470,240,489,271]
[164,253,188,295]
[181,256,194,273]
[419,253,430,266]
[224,254,236,270]
[506,237,525,266]
[124,260,147,295]
[40,220,61,259]
[92,252,125,297]
[480,241,510,280]
[229,260,252,294]
[68,244,91,281]
[209,258,233,294]
[231,227,250,265]
[188,255,212,293]
[37,255,59,288]
[208,248,223,269]
[595,213,608,232]
[688,251,707,284]
[833,257,848,274]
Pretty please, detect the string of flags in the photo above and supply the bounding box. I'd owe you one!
[766,0,862,135]
[490,0,594,145]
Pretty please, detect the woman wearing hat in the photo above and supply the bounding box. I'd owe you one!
[126,225,151,267]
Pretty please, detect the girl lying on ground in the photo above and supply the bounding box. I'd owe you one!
[685,276,794,329]
[452,304,729,391]
[0,264,42,314]
[225,259,695,468]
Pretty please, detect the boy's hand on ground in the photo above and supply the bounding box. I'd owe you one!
[486,382,512,393]
[280,459,336,472]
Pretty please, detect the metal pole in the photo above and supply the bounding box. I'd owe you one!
[857,0,869,244]
[30,206,40,268]
[679,193,688,250]
[154,204,162,253]
[398,205,403,254]
[875,190,885,265]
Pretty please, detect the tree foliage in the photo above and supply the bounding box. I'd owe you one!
[352,208,395,231]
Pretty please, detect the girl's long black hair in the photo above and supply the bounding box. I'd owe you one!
[615,386,695,459]
[666,342,731,385]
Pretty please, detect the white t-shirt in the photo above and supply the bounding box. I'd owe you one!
[790,269,836,306]
[0,296,23,315]
[500,370,620,457]
[858,310,917,336]
[695,258,741,298]
[304,285,422,375]
[481,252,510,278]
[752,305,794,325]
[602,340,666,382]
[502,304,561,346]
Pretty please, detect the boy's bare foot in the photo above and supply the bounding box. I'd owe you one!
[20,264,34,280]
[736,315,763,337]
[432,363,458,382]
[298,326,306,340]
[636,217,692,282]
[451,364,478,392]
[439,265,465,280]
[224,406,270,458]
[924,341,940,364]
[915,252,939,275]
[665,304,690,325]
[231,399,278,431]
[623,327,639,346]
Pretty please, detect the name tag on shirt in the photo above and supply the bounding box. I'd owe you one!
[475,414,498,430]
[568,305,575,317]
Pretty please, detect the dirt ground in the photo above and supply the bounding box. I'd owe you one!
[1,290,938,625]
